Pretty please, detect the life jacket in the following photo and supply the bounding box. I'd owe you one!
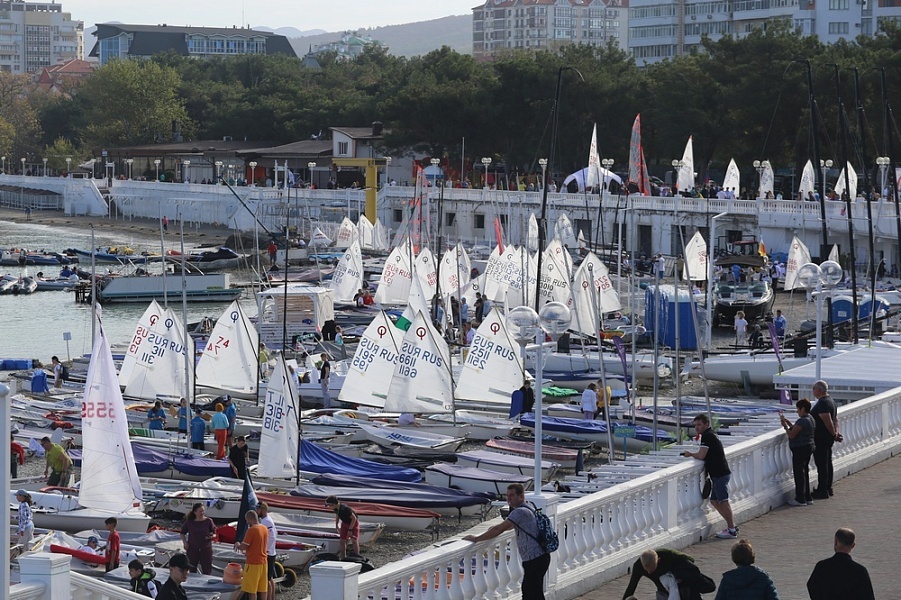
[130,568,158,597]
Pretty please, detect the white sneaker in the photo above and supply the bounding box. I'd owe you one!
[715,528,738,539]
[787,500,806,507]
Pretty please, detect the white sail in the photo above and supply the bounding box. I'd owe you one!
[123,307,194,401]
[722,158,740,193]
[538,239,573,307]
[338,311,403,408]
[683,231,709,281]
[577,230,587,252]
[372,218,389,251]
[785,236,812,290]
[461,271,487,307]
[384,310,453,414]
[330,240,364,303]
[504,246,538,309]
[414,247,438,300]
[195,301,259,394]
[554,214,577,248]
[79,326,143,513]
[586,123,601,189]
[483,244,508,303]
[397,264,434,332]
[256,354,300,479]
[439,244,471,297]
[677,136,695,192]
[374,240,413,305]
[358,215,375,250]
[309,227,332,248]
[119,300,163,386]
[760,161,775,197]
[799,160,816,199]
[568,252,621,337]
[833,161,858,200]
[828,244,840,263]
[334,217,357,249]
[527,213,539,252]
[455,308,526,406]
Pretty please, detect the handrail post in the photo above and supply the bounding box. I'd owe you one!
[18,554,71,600]
[310,561,361,600]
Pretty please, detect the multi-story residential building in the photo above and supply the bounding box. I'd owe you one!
[310,31,386,61]
[0,0,82,74]
[628,0,901,65]
[89,24,296,65]
[472,0,627,60]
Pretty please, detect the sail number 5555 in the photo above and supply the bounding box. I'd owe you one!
[82,401,116,419]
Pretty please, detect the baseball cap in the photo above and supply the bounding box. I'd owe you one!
[169,553,191,570]
[87,535,99,544]
[15,489,27,497]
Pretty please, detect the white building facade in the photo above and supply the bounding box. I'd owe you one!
[0,0,82,74]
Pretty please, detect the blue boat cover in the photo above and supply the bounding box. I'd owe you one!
[70,444,232,478]
[311,472,494,500]
[290,484,490,509]
[519,414,675,443]
[300,439,421,482]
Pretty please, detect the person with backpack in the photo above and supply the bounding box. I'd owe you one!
[464,483,552,600]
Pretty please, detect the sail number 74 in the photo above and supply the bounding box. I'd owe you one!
[82,401,116,419]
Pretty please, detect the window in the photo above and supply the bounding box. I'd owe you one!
[338,141,349,156]
[445,212,456,227]
[474,214,486,229]
[393,209,403,223]
[828,22,849,33]
[828,0,849,8]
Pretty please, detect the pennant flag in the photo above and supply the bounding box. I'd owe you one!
[629,114,650,195]
[235,470,259,542]
[758,238,767,257]
[586,123,600,190]
[494,216,505,255]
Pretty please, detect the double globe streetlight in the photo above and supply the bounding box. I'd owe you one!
[507,302,572,491]
[797,260,842,380]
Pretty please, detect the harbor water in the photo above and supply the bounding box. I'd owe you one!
[0,218,258,362]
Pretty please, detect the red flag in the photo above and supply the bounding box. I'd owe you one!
[494,216,505,254]
[629,114,650,195]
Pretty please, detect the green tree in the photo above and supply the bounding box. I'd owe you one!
[78,59,190,147]
[43,137,82,173]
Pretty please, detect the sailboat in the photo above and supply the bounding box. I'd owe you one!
[373,239,413,305]
[454,307,527,409]
[195,300,260,399]
[337,311,403,409]
[256,354,300,479]
[330,240,364,304]
[26,321,151,532]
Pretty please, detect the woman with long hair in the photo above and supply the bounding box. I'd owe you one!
[15,490,33,548]
[180,503,216,574]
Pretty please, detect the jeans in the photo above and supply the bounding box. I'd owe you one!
[791,445,813,502]
[813,438,834,494]
[521,553,551,600]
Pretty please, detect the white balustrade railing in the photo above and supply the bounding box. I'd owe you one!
[309,386,901,600]
[11,554,149,600]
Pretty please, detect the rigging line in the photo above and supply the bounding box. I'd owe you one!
[760,60,802,157]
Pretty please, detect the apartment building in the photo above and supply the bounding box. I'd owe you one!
[0,0,82,74]
[472,0,628,60]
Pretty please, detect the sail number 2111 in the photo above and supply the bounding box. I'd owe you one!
[82,401,116,419]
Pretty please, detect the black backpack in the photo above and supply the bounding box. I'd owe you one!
[60,364,70,381]
[516,503,559,553]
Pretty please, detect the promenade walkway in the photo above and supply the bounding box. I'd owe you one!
[576,452,901,599]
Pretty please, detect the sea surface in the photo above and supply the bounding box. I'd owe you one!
[0,219,259,361]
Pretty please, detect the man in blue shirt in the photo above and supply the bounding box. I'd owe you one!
[147,401,166,431]
[774,309,787,339]
[190,409,207,450]
[223,396,237,435]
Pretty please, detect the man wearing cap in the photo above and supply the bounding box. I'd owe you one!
[40,436,72,486]
[78,535,100,554]
[223,396,237,436]
[156,552,189,600]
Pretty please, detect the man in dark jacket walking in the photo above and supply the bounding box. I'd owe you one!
[807,528,874,600]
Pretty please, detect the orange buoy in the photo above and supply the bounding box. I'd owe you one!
[222,563,244,585]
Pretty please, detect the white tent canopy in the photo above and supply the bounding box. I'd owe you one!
[563,167,623,192]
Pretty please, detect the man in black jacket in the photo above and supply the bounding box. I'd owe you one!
[623,548,714,600]
[807,528,875,600]
[156,552,189,600]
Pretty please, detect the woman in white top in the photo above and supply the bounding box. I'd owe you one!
[734,311,748,346]
[580,383,598,420]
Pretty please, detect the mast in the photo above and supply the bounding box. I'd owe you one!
[852,68,877,342]
[882,69,901,284]
[832,64,859,344]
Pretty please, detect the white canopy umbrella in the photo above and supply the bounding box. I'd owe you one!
[563,167,623,192]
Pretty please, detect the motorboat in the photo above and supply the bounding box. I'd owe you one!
[168,246,244,271]
[712,253,775,326]
[96,272,242,303]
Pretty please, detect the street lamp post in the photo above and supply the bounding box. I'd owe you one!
[753,160,765,198]
[307,161,316,188]
[508,302,572,490]
[538,158,548,192]
[248,161,257,186]
[481,157,492,189]
[383,156,392,188]
[1,156,5,173]
[154,159,161,181]
[20,157,25,175]
[215,161,223,182]
[65,157,71,177]
[877,156,890,197]
[42,157,47,177]
[819,159,834,198]
[798,260,843,379]
[125,158,133,180]
[182,160,190,183]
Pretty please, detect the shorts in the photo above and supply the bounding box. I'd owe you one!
[241,563,269,593]
[267,554,277,579]
[710,474,731,502]
[339,521,360,541]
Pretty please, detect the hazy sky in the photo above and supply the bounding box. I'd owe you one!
[67,0,477,31]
